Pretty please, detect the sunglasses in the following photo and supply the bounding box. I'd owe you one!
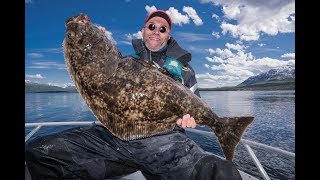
[146,23,168,33]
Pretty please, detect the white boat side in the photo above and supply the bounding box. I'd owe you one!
[25,121,295,180]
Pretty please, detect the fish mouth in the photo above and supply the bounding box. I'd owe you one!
[65,13,91,27]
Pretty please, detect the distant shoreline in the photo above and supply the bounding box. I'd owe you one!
[25,91,77,93]
[198,88,295,91]
[25,89,295,93]
[25,81,294,93]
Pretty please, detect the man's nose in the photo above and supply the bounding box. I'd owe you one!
[153,28,160,34]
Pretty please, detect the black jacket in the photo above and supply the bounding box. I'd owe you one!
[131,37,200,97]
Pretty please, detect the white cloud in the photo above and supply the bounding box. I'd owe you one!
[145,5,203,26]
[199,0,215,3]
[183,6,203,26]
[26,74,44,79]
[211,31,220,39]
[196,72,244,88]
[125,31,143,40]
[197,42,295,88]
[225,43,245,51]
[167,7,190,26]
[176,32,211,42]
[201,0,295,41]
[27,48,62,54]
[94,23,117,45]
[186,45,208,54]
[221,23,260,41]
[210,64,254,77]
[48,82,75,88]
[222,5,241,19]
[207,48,234,58]
[145,5,157,13]
[212,13,219,20]
[26,61,66,69]
[121,31,143,45]
[258,43,266,47]
[206,56,224,63]
[27,53,43,58]
[281,53,295,58]
[119,41,132,45]
[105,30,117,45]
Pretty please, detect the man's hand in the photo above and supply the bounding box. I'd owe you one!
[97,25,106,33]
[176,114,196,128]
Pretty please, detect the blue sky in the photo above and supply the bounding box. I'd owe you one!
[25,0,295,88]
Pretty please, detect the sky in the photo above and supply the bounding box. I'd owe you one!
[25,0,295,88]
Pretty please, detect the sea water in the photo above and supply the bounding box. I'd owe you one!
[25,90,295,179]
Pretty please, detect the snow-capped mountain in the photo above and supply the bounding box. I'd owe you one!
[238,65,295,87]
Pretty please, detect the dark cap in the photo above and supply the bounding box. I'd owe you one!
[145,10,172,29]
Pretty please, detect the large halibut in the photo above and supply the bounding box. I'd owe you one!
[63,13,254,160]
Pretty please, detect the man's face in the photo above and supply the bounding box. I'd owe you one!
[142,16,171,52]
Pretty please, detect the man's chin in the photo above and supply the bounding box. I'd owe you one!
[146,44,162,52]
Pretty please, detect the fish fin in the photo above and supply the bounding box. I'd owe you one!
[212,116,254,160]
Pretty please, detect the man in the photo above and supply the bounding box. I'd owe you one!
[25,10,242,180]
[131,10,200,98]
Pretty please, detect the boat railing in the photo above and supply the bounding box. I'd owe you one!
[25,121,295,180]
[186,128,295,180]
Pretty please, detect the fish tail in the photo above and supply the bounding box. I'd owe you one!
[211,116,254,160]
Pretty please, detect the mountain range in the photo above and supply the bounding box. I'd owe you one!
[25,81,77,93]
[25,65,295,93]
[199,65,295,91]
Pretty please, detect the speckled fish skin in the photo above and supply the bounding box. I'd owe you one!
[63,13,254,160]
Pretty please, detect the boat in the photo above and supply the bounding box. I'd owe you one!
[25,121,295,180]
